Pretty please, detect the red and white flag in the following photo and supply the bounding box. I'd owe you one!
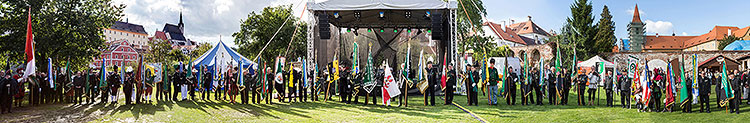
[21,7,35,80]
[440,52,447,90]
[382,64,401,106]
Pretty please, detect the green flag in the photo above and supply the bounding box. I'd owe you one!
[679,57,689,106]
[720,60,734,106]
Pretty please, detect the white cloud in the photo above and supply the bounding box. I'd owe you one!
[681,32,688,36]
[626,9,645,16]
[644,20,673,35]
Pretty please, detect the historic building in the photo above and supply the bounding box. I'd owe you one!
[627,5,646,52]
[103,21,149,52]
[626,4,749,52]
[157,12,196,52]
[481,16,551,47]
[93,39,140,67]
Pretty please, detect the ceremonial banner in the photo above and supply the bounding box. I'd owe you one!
[303,58,308,88]
[21,7,35,80]
[680,56,689,106]
[628,55,638,77]
[539,58,544,86]
[332,55,340,81]
[720,60,734,106]
[642,63,651,106]
[665,64,675,106]
[48,58,54,87]
[382,64,401,105]
[363,44,376,93]
[100,58,107,88]
[353,42,359,74]
[692,54,699,102]
[440,52,447,90]
[275,57,285,85]
[239,59,244,85]
[613,59,618,89]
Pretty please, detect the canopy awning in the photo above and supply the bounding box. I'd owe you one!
[723,40,750,51]
[577,55,614,68]
[193,41,256,74]
[308,0,457,11]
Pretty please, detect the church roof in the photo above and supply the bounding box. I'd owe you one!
[508,17,550,36]
[111,21,147,34]
[162,23,186,41]
[631,4,642,23]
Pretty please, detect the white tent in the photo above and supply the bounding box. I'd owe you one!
[647,59,668,70]
[577,55,614,68]
[192,41,256,75]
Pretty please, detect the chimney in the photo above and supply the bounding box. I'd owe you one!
[511,19,515,24]
[656,33,659,37]
[528,16,532,21]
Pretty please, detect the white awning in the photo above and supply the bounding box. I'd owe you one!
[308,0,457,11]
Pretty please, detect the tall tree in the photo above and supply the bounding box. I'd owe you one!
[454,0,493,59]
[232,5,307,63]
[593,5,616,53]
[0,0,124,71]
[718,35,741,50]
[566,0,595,59]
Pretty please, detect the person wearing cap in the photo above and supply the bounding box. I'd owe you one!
[87,70,99,104]
[505,66,517,105]
[123,70,135,105]
[444,63,456,105]
[548,67,558,105]
[202,66,212,101]
[108,66,121,104]
[487,59,500,106]
[425,61,437,106]
[465,63,479,106]
[265,67,275,104]
[242,67,254,104]
[171,64,183,101]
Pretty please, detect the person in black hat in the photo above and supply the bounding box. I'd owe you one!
[444,63,456,105]
[424,61,436,106]
[124,71,134,105]
[1,70,13,113]
[108,66,121,104]
[465,63,479,106]
[202,66,212,101]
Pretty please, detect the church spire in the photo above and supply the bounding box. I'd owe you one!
[632,4,642,23]
[178,11,184,33]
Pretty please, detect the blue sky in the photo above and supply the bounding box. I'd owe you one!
[484,0,750,39]
[113,0,750,48]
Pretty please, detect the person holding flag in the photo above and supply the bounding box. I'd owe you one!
[486,59,499,106]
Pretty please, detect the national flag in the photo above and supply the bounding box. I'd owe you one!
[21,7,35,80]
[332,55,340,82]
[100,58,107,88]
[353,42,359,74]
[599,62,605,85]
[642,63,651,106]
[303,58,308,88]
[555,44,561,74]
[238,59,244,85]
[440,52,447,90]
[692,54,699,100]
[613,59,618,90]
[539,58,544,86]
[404,44,410,81]
[417,49,424,81]
[382,63,401,105]
[275,56,285,85]
[720,60,734,106]
[680,56,689,107]
[288,63,294,88]
[665,64,675,107]
[48,58,54,88]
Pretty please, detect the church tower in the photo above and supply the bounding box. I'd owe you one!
[178,12,184,33]
[628,4,645,52]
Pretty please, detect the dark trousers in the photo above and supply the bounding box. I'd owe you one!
[577,86,585,105]
[252,86,260,104]
[469,90,478,106]
[276,84,285,102]
[266,83,274,104]
[1,92,11,113]
[241,87,249,104]
[136,85,142,103]
[173,83,180,101]
[124,87,133,104]
[74,87,83,104]
[606,90,613,107]
[534,86,542,105]
[652,92,661,110]
[562,88,569,105]
[288,86,296,103]
[732,91,741,113]
[587,88,596,105]
[621,90,631,108]
[520,84,528,105]
[424,85,435,106]
[100,88,108,103]
[507,85,516,105]
[189,84,195,100]
[683,97,692,113]
[548,86,556,105]
[445,86,454,105]
[700,94,710,112]
[203,87,211,101]
[299,85,307,102]
[87,87,96,104]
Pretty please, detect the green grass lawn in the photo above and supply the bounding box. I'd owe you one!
[3,86,750,123]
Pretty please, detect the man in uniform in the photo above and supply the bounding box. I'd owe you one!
[425,61,436,106]
[700,70,711,113]
[444,64,456,105]
[337,63,349,104]
[620,69,631,108]
[202,67,212,101]
[1,71,13,113]
[73,72,84,105]
[506,66,517,105]
[172,65,181,101]
[548,68,557,105]
[534,68,543,105]
[731,71,742,114]
[124,71,134,105]
[265,67,275,104]
[297,66,307,103]
[88,70,99,104]
[605,71,614,107]
[682,73,693,113]
[108,66,121,104]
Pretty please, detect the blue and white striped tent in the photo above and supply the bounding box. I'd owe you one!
[192,41,256,75]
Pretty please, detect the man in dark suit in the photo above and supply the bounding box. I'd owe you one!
[425,61,436,106]
[444,64,456,105]
[700,70,711,113]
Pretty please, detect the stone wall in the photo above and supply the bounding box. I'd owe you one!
[601,51,750,71]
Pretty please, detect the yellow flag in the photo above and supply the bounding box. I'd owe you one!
[289,64,294,87]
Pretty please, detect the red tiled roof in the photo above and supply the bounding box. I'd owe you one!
[733,26,749,37]
[508,20,550,36]
[632,4,642,23]
[682,26,739,48]
[643,35,697,50]
[152,31,168,41]
[483,22,526,45]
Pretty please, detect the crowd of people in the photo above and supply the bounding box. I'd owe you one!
[1,56,749,115]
